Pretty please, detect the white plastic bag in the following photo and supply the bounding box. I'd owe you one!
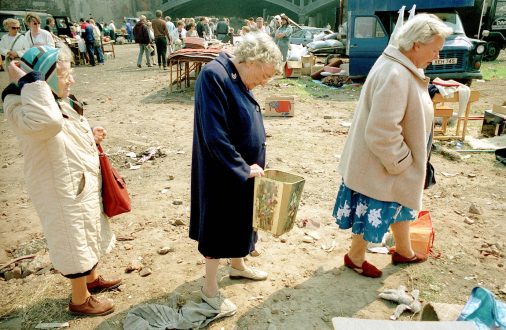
[389,6,406,47]
[288,44,308,61]
[78,39,86,52]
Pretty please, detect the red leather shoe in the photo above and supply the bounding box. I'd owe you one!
[87,275,122,290]
[391,251,428,265]
[69,296,115,316]
[344,254,382,278]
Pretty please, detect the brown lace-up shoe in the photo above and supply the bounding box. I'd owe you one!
[86,275,122,290]
[68,296,115,316]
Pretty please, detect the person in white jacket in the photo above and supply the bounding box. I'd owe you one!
[24,12,55,48]
[3,43,121,316]
[0,19,30,68]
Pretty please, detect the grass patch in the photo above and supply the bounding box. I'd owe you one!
[481,52,506,80]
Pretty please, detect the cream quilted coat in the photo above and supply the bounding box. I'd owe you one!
[4,81,115,276]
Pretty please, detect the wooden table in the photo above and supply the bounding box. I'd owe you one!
[167,48,225,92]
[102,40,116,59]
[432,90,480,141]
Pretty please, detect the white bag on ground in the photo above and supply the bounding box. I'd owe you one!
[288,44,308,61]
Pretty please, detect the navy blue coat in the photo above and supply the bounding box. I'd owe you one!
[190,52,266,258]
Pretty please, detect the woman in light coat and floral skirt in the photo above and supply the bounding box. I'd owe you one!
[332,14,452,278]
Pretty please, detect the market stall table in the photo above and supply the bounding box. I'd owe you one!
[167,48,228,92]
[102,40,116,59]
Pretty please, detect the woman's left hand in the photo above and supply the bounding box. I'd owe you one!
[7,61,25,84]
[92,127,107,144]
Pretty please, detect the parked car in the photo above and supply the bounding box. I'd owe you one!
[289,27,333,45]
[0,10,52,39]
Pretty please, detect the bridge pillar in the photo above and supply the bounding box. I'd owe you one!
[298,13,306,25]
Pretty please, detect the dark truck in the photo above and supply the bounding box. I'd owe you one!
[457,0,506,61]
[337,0,486,85]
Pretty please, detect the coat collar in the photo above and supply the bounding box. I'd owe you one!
[383,45,429,83]
[214,51,258,104]
[215,51,241,83]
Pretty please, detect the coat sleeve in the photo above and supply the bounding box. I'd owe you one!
[364,67,413,175]
[4,79,63,140]
[16,36,30,58]
[195,69,251,184]
[0,36,8,56]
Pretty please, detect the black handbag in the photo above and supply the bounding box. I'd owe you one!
[424,160,436,189]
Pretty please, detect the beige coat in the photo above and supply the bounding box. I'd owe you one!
[4,81,114,276]
[337,45,433,211]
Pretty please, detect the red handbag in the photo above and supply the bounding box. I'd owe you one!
[98,145,131,217]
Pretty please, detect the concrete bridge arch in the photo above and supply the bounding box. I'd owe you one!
[159,0,337,26]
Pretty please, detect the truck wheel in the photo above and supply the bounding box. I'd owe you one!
[484,41,501,61]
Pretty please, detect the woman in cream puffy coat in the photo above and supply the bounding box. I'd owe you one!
[3,44,121,316]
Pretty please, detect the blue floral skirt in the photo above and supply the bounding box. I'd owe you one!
[332,180,417,243]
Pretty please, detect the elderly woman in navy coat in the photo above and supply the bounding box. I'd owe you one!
[190,32,282,314]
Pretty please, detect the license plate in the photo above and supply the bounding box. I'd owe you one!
[432,58,457,65]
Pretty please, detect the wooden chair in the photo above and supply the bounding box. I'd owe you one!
[432,90,480,141]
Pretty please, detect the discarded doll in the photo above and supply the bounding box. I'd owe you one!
[378,285,422,320]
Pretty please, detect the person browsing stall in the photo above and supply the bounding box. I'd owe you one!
[332,14,452,278]
[190,32,282,314]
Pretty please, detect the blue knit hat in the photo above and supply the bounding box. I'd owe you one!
[20,46,61,95]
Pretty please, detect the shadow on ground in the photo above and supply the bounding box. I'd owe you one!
[92,261,404,330]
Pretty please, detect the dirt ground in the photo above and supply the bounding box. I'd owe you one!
[0,44,505,330]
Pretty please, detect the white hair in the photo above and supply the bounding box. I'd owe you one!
[233,32,282,70]
[397,13,453,51]
[139,15,146,22]
[55,42,75,64]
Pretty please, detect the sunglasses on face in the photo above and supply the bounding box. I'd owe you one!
[32,22,40,25]
[10,26,20,30]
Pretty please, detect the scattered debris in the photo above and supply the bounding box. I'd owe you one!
[140,267,152,277]
[158,247,171,255]
[331,267,341,276]
[173,199,183,205]
[126,260,143,272]
[322,240,337,252]
[35,323,70,329]
[124,244,134,250]
[250,250,261,257]
[441,172,459,177]
[469,204,483,215]
[174,219,185,226]
[306,231,321,240]
[464,217,475,225]
[302,236,314,243]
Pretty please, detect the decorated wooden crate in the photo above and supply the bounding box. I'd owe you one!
[253,170,305,237]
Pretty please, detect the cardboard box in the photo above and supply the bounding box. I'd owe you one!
[493,101,506,115]
[265,96,295,117]
[253,170,305,237]
[284,61,302,78]
[311,64,324,75]
[301,55,315,75]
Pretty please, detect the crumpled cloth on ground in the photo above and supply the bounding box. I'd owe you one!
[123,292,230,330]
[457,286,506,330]
[434,84,471,117]
[465,134,506,150]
